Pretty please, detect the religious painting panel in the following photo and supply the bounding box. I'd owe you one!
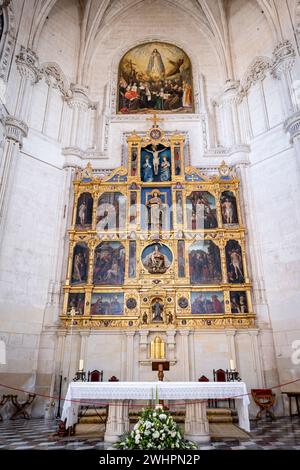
[177,240,185,277]
[90,293,124,315]
[189,240,222,285]
[71,243,89,285]
[191,292,225,314]
[186,191,218,230]
[141,243,173,274]
[221,191,239,225]
[174,147,182,176]
[129,191,137,225]
[141,187,172,231]
[118,42,194,114]
[96,192,126,232]
[176,191,183,225]
[130,147,138,177]
[128,241,136,278]
[75,193,93,229]
[226,240,245,284]
[230,291,249,314]
[141,145,171,182]
[93,242,125,285]
[67,293,85,315]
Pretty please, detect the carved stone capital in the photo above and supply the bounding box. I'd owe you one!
[272,40,296,79]
[284,110,300,143]
[67,84,90,111]
[62,146,83,169]
[4,116,28,146]
[16,46,41,84]
[219,80,241,106]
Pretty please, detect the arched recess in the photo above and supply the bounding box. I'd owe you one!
[110,39,199,115]
[240,56,273,94]
[81,0,228,88]
[0,0,15,82]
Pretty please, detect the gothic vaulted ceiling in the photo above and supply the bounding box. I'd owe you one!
[25,0,285,83]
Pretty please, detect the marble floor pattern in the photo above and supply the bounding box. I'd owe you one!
[0,417,299,450]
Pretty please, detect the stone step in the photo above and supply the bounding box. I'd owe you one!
[78,407,238,425]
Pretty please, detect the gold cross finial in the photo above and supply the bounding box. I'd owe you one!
[146,113,164,128]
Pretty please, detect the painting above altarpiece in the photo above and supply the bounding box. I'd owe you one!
[118,42,194,114]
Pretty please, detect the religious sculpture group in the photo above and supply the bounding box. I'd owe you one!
[61,118,255,331]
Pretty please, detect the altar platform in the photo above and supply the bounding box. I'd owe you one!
[61,381,250,443]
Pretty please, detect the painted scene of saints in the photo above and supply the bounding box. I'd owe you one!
[75,193,93,229]
[71,243,88,285]
[141,243,173,274]
[93,242,125,285]
[118,42,193,114]
[67,293,85,315]
[226,240,245,284]
[221,191,239,225]
[90,293,124,315]
[189,240,222,285]
[230,291,249,314]
[186,191,218,230]
[191,292,224,314]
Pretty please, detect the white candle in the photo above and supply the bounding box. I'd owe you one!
[230,359,235,371]
[79,359,84,371]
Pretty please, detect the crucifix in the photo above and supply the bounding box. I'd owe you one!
[146,112,164,128]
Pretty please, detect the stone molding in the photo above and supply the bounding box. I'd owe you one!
[3,115,28,145]
[284,110,300,143]
[15,46,41,84]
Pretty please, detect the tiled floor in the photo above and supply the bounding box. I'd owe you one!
[0,417,299,450]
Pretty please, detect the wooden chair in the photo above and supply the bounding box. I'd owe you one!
[108,376,119,382]
[10,394,36,420]
[87,369,103,382]
[213,369,233,408]
[251,389,276,421]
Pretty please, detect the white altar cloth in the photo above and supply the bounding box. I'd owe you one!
[61,381,250,432]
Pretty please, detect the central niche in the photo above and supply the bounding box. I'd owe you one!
[118,42,194,114]
[141,243,173,274]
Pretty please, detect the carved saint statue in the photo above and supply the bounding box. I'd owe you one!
[143,244,171,274]
[152,299,164,322]
[146,191,165,231]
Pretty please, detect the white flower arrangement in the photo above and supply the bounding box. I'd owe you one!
[115,406,197,450]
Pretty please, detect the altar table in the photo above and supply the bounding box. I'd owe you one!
[61,381,250,443]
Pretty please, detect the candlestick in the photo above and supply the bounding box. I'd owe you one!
[230,359,235,371]
[79,359,84,371]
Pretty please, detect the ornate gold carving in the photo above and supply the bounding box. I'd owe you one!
[61,123,255,330]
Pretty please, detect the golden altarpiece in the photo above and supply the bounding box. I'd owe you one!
[60,120,255,333]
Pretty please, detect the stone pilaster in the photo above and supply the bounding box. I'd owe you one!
[248,330,265,388]
[126,331,135,381]
[179,330,190,381]
[66,84,90,150]
[0,117,28,243]
[219,80,242,148]
[272,40,296,118]
[15,46,41,122]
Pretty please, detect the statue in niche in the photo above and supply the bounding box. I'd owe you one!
[160,155,171,182]
[167,312,173,324]
[146,191,165,231]
[142,312,148,324]
[142,155,154,182]
[152,299,164,322]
